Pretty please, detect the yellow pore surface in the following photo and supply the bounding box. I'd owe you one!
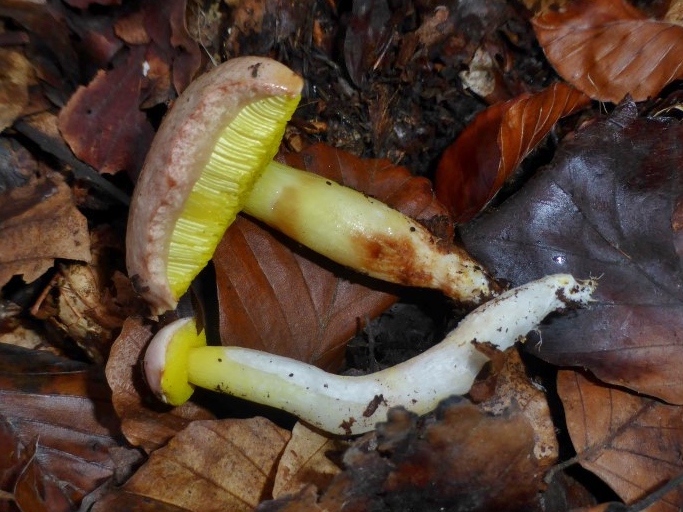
[166,93,300,300]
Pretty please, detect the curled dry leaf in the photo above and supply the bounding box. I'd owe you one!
[259,399,542,511]
[31,226,146,363]
[435,82,589,223]
[105,317,215,453]
[461,102,683,404]
[215,144,453,370]
[533,0,683,102]
[558,370,683,511]
[92,418,290,512]
[272,422,349,499]
[478,348,559,467]
[0,344,143,512]
[0,174,90,287]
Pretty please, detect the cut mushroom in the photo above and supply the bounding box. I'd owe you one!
[143,273,596,435]
[126,56,498,314]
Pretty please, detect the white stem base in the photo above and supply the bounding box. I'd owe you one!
[187,274,595,435]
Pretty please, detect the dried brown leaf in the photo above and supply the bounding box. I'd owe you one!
[215,144,453,370]
[461,103,683,403]
[105,317,215,453]
[0,344,143,512]
[57,45,154,176]
[0,2,79,104]
[0,48,32,132]
[435,82,589,223]
[0,174,90,287]
[533,0,683,102]
[31,226,145,363]
[478,349,559,467]
[272,422,349,499]
[558,370,683,511]
[259,399,543,511]
[95,418,290,512]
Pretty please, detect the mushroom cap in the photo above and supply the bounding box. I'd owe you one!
[144,317,207,405]
[126,57,303,314]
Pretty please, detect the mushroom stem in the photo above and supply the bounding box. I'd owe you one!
[243,160,492,303]
[144,274,595,435]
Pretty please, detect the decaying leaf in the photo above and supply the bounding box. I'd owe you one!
[92,418,290,512]
[57,45,154,176]
[558,370,683,511]
[0,344,143,512]
[31,226,145,363]
[0,48,32,132]
[0,174,91,287]
[461,102,683,404]
[478,348,559,467]
[105,317,215,453]
[272,422,349,499]
[533,0,683,102]
[259,399,543,511]
[435,81,589,223]
[215,144,454,370]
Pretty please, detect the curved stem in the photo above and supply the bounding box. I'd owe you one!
[184,274,595,435]
[243,160,497,305]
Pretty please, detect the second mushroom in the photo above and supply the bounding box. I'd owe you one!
[126,56,498,315]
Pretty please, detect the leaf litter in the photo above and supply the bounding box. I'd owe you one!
[2,0,683,510]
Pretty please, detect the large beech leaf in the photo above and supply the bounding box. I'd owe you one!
[214,144,454,370]
[533,0,683,102]
[0,344,142,512]
[461,103,683,403]
[105,318,215,453]
[558,370,683,510]
[92,418,290,512]
[435,82,589,222]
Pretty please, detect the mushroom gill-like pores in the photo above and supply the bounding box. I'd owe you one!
[144,274,596,435]
[126,56,498,315]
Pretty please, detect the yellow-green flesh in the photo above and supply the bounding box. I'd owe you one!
[161,318,208,406]
[166,93,301,300]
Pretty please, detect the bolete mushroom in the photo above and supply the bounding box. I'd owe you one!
[144,274,595,435]
[126,56,497,314]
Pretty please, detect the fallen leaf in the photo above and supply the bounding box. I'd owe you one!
[532,0,683,102]
[105,317,215,453]
[0,174,91,287]
[31,225,146,363]
[138,0,203,95]
[558,370,683,511]
[258,399,543,511]
[435,82,589,223]
[92,418,290,512]
[0,344,143,512]
[0,137,34,193]
[0,48,32,132]
[478,348,559,467]
[272,422,349,499]
[57,45,154,176]
[461,102,683,404]
[0,2,80,104]
[215,144,454,370]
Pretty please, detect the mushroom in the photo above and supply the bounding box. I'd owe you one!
[126,56,497,315]
[144,273,595,435]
